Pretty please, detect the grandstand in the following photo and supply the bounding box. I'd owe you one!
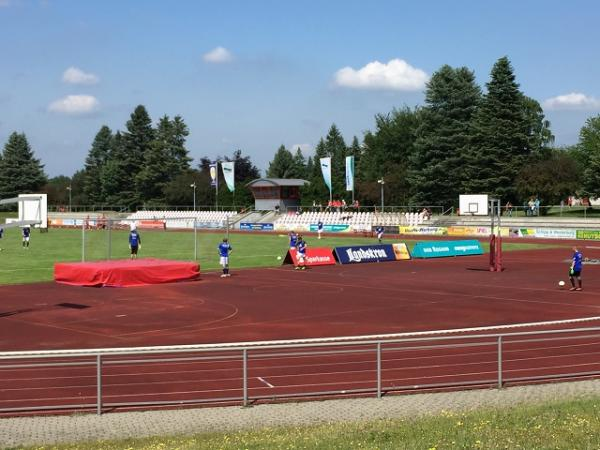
[273,210,430,231]
[124,210,239,230]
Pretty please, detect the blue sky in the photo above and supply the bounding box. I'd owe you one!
[1,0,599,177]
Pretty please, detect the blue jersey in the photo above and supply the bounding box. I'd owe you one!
[376,226,383,235]
[297,240,306,255]
[0,227,3,238]
[22,227,30,238]
[289,233,298,247]
[572,251,583,271]
[317,222,323,231]
[218,242,232,257]
[129,231,141,246]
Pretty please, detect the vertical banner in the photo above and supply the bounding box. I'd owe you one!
[345,155,354,192]
[221,161,235,192]
[209,162,218,187]
[320,157,332,195]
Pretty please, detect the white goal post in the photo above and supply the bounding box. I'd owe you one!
[0,194,47,229]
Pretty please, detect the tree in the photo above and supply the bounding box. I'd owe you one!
[100,131,133,207]
[266,145,295,178]
[122,105,154,205]
[323,124,347,199]
[0,132,47,199]
[305,138,330,203]
[515,149,581,205]
[83,125,112,204]
[465,57,534,202]
[290,147,307,179]
[579,115,600,198]
[409,66,481,207]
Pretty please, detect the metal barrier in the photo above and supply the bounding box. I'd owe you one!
[1,326,600,415]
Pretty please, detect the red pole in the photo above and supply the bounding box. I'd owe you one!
[489,234,496,271]
[495,235,502,272]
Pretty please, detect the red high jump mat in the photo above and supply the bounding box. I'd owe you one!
[54,258,200,287]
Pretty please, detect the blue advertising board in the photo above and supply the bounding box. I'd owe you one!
[240,222,274,231]
[309,224,350,232]
[411,240,483,258]
[334,244,397,264]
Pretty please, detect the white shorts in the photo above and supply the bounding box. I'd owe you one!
[23,236,30,242]
[220,256,229,266]
[377,232,383,239]
[297,253,305,263]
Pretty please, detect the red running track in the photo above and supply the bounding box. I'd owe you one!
[2,244,600,414]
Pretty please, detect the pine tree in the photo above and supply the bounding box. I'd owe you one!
[465,57,532,202]
[83,126,112,204]
[323,124,347,199]
[123,105,154,204]
[266,145,295,178]
[0,132,47,199]
[306,138,330,203]
[290,147,307,179]
[408,66,481,208]
[100,131,132,206]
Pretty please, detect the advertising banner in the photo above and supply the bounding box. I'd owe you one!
[240,222,274,231]
[282,247,337,266]
[345,155,354,192]
[274,223,310,232]
[533,228,577,239]
[138,220,166,230]
[309,223,351,233]
[448,226,490,237]
[411,240,483,258]
[335,244,397,264]
[576,229,600,240]
[209,162,218,187]
[399,226,448,236]
[392,243,411,260]
[221,161,235,192]
[320,157,332,193]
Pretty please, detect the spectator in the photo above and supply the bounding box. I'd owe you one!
[534,197,540,216]
[505,201,513,217]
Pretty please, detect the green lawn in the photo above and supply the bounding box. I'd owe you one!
[0,227,555,285]
[18,396,600,450]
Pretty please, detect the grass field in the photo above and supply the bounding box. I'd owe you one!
[0,226,554,285]
[18,396,600,449]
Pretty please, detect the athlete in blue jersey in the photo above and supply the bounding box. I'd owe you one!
[289,231,298,249]
[218,238,233,278]
[295,235,307,270]
[375,225,384,243]
[128,228,141,259]
[0,226,3,251]
[317,221,323,240]
[22,226,31,249]
[569,246,583,291]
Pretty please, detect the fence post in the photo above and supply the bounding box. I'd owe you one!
[193,218,197,260]
[107,218,112,260]
[81,220,86,262]
[97,354,103,415]
[497,336,503,389]
[376,342,382,398]
[242,349,248,407]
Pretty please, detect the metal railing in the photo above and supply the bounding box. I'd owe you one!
[1,325,600,415]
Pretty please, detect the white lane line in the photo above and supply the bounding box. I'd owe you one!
[257,376,275,388]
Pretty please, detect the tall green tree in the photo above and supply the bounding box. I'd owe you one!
[83,125,112,204]
[100,131,132,206]
[0,132,47,199]
[579,115,600,198]
[464,57,534,202]
[122,105,154,205]
[290,147,307,179]
[266,145,295,178]
[305,138,329,203]
[408,66,481,207]
[323,124,347,199]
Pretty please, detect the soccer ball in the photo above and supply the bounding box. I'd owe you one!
[277,256,282,260]
[558,280,565,287]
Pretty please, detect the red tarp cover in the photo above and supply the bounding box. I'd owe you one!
[54,259,200,287]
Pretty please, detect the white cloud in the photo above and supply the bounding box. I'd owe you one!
[48,95,99,115]
[62,67,99,85]
[334,58,428,91]
[203,47,233,64]
[543,92,600,110]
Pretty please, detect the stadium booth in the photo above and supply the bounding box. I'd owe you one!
[246,178,309,211]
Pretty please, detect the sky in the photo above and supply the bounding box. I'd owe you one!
[1,0,599,177]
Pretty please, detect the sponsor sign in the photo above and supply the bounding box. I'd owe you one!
[448,226,490,237]
[335,244,397,264]
[309,224,351,233]
[274,223,310,232]
[411,240,483,258]
[240,222,274,231]
[282,247,336,266]
[392,243,411,260]
[576,229,600,240]
[533,228,576,239]
[399,226,447,236]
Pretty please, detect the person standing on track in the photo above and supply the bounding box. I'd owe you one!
[295,235,307,270]
[22,226,31,249]
[218,238,233,278]
[569,246,583,291]
[289,230,298,250]
[317,220,323,240]
[128,227,141,259]
[375,225,384,243]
